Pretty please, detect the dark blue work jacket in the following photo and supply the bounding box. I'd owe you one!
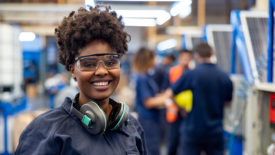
[15,97,147,155]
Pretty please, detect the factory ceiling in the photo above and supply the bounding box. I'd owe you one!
[0,0,258,36]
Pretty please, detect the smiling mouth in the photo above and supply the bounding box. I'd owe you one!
[93,81,109,86]
[91,81,111,90]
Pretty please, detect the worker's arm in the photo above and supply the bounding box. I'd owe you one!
[143,93,170,109]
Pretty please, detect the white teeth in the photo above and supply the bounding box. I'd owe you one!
[93,82,108,86]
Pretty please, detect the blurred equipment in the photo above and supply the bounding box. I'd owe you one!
[0,23,27,155]
[0,24,23,102]
[44,73,67,109]
[22,34,43,98]
[181,30,202,50]
[204,24,243,74]
[230,8,275,155]
[270,93,275,125]
[240,11,269,83]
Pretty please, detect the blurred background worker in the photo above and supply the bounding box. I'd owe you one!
[153,53,176,92]
[166,49,193,155]
[132,47,168,155]
[152,53,176,148]
[166,42,233,155]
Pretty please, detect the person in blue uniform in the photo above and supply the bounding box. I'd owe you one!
[166,42,233,155]
[132,47,168,155]
[166,49,193,155]
[15,6,147,155]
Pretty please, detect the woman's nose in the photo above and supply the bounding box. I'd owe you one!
[94,61,108,76]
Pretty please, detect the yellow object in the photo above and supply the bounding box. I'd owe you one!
[174,90,193,112]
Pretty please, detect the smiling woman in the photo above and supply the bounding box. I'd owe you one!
[15,5,147,155]
[71,40,122,106]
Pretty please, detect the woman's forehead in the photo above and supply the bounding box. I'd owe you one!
[78,40,115,56]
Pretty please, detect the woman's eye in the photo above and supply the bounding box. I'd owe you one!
[82,61,97,68]
[105,60,116,66]
[84,63,96,67]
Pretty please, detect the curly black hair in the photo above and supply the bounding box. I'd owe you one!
[55,6,130,71]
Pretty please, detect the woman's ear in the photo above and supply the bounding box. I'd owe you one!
[69,65,77,81]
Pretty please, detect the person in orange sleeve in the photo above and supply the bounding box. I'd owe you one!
[166,49,193,155]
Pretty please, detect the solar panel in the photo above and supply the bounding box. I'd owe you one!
[240,11,275,83]
[206,25,243,74]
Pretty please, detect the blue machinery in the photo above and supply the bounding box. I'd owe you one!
[268,0,275,83]
[231,5,275,84]
[230,1,275,154]
[0,98,27,155]
[230,11,255,83]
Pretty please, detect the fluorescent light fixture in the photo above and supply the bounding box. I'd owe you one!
[85,0,95,9]
[19,32,36,42]
[170,0,192,16]
[179,4,191,18]
[98,0,186,1]
[156,11,171,25]
[157,39,177,51]
[117,10,167,18]
[123,18,156,27]
[116,10,171,26]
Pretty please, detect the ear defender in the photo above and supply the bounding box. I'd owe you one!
[109,102,129,131]
[70,98,129,135]
[80,102,107,135]
[70,101,107,135]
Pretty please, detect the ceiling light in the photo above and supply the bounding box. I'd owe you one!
[123,18,156,27]
[170,0,192,16]
[85,0,96,9]
[116,10,171,26]
[157,39,177,51]
[117,10,167,18]
[97,0,186,2]
[178,4,191,18]
[19,32,36,42]
[156,11,171,25]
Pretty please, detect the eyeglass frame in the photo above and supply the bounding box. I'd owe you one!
[73,53,123,71]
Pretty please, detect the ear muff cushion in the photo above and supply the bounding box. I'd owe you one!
[80,102,107,135]
[110,102,129,130]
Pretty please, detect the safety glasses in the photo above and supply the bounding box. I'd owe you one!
[74,53,122,71]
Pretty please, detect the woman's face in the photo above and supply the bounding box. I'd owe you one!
[70,40,120,105]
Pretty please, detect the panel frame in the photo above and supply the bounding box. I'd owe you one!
[205,24,233,52]
[240,11,268,84]
[184,32,202,50]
